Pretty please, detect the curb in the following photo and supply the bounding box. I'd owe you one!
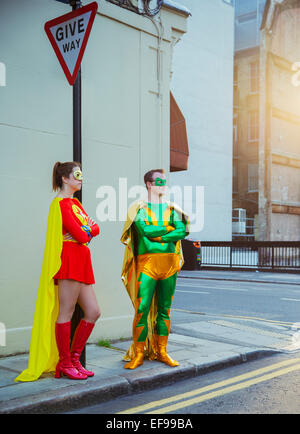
[0,348,277,414]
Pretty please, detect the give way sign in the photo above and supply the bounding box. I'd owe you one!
[44,2,98,85]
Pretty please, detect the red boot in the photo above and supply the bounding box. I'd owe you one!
[55,322,87,380]
[71,320,95,377]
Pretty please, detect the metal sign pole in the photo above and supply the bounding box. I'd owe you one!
[70,0,85,367]
[73,66,82,183]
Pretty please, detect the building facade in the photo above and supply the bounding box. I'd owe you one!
[170,0,235,241]
[234,0,300,241]
[0,0,189,356]
[233,0,266,238]
[259,0,300,240]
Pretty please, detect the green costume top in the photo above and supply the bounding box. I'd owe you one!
[133,202,187,255]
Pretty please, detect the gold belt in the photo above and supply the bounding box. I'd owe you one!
[63,234,88,246]
[63,233,77,243]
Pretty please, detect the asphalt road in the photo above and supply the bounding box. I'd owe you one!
[173,276,300,324]
[68,353,300,414]
[66,276,300,415]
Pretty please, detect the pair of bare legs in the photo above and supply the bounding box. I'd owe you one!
[56,279,101,324]
[54,279,100,379]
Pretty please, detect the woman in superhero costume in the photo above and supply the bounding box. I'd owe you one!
[15,162,100,382]
[121,169,189,369]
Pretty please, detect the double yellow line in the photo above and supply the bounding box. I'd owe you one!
[118,358,300,414]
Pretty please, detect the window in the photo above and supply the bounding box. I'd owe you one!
[233,64,239,108]
[233,162,238,193]
[248,163,258,192]
[248,111,259,142]
[237,11,257,23]
[250,61,259,93]
[233,123,238,158]
[233,123,238,147]
[234,64,238,86]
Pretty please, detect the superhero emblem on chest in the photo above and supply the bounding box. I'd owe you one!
[72,204,88,225]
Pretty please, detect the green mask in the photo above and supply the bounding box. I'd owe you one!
[154,177,166,186]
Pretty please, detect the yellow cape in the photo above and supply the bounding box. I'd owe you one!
[120,200,190,362]
[15,198,63,382]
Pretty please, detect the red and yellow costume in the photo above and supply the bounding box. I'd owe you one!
[15,197,99,382]
[54,198,99,284]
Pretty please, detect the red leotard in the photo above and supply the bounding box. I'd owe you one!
[54,198,99,284]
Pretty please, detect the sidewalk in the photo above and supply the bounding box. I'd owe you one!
[179,268,300,285]
[0,338,277,414]
[0,269,299,414]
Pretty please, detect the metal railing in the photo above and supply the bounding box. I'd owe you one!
[199,241,300,272]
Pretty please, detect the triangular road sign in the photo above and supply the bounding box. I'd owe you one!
[45,2,98,85]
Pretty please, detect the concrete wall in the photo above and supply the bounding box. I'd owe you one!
[0,0,188,355]
[170,0,234,241]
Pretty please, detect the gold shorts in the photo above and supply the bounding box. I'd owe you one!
[136,253,181,281]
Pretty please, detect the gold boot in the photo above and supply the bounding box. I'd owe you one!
[157,335,179,367]
[124,342,145,369]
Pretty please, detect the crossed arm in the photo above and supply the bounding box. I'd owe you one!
[60,200,100,244]
[134,209,187,243]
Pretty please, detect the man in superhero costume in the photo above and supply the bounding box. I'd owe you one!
[121,169,189,369]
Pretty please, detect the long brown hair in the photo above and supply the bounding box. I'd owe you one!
[52,161,81,191]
